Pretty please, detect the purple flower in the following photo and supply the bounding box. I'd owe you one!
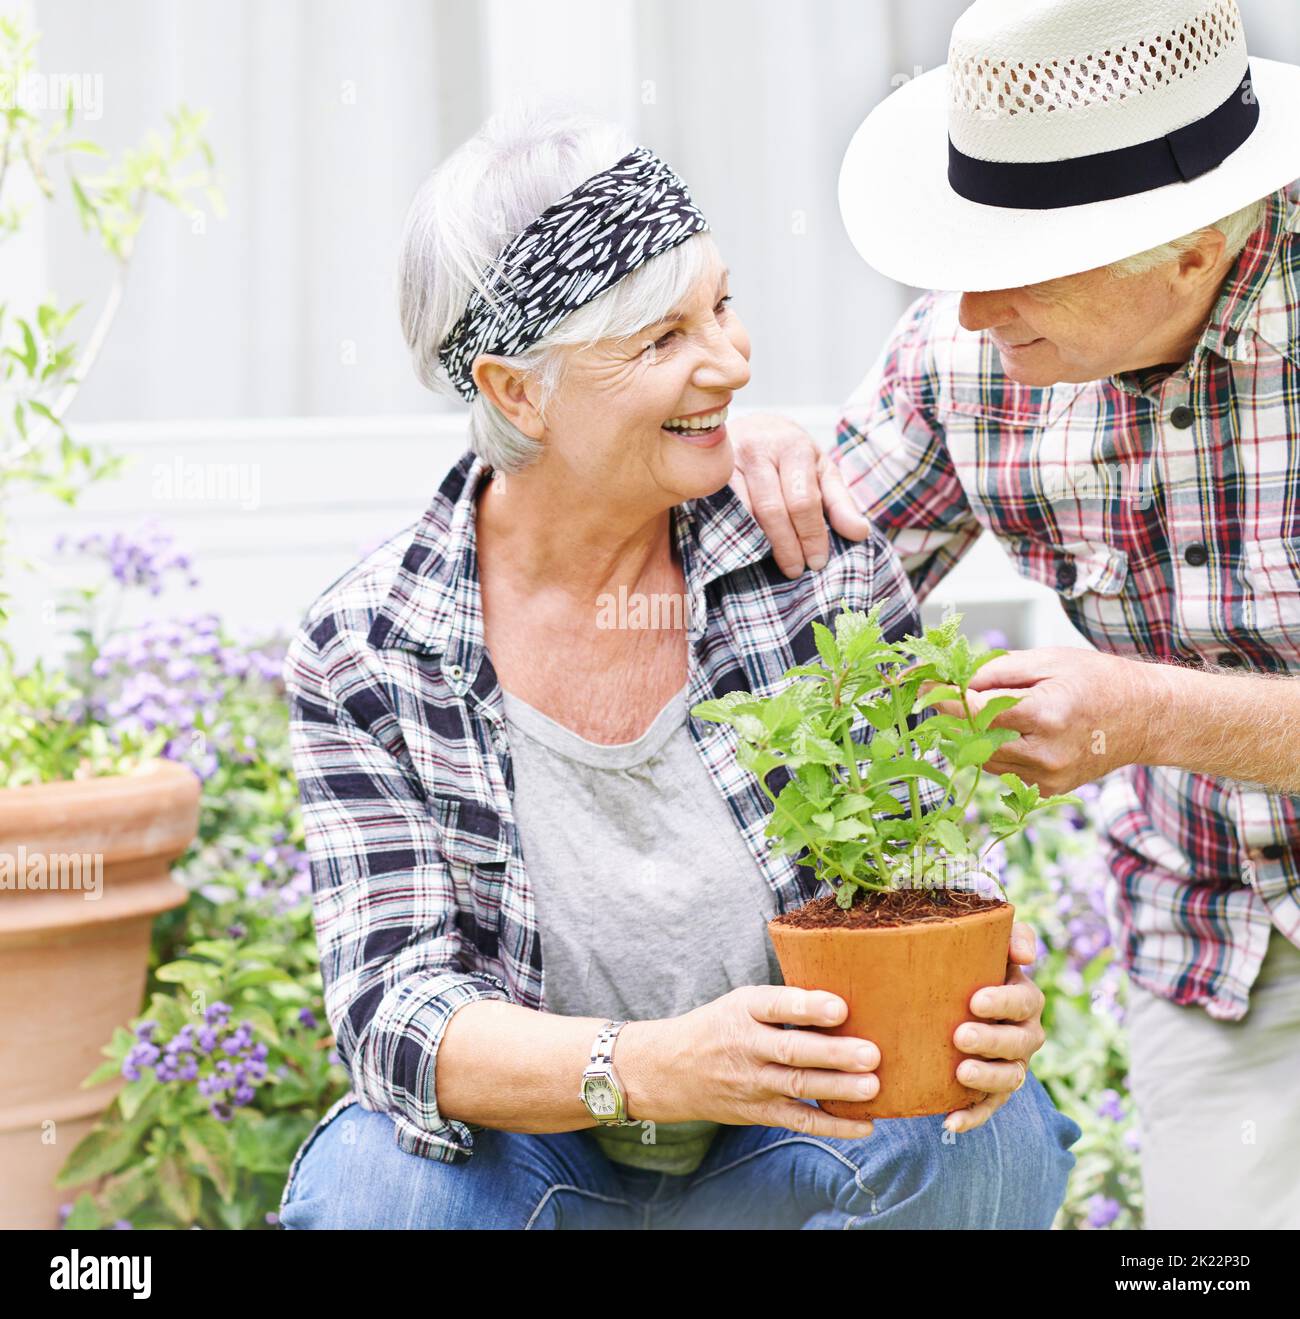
[61,522,200,595]
[204,1001,232,1027]
[298,1008,318,1031]
[211,1102,234,1122]
[1086,1195,1121,1229]
[1097,1089,1125,1122]
[123,1041,160,1076]
[222,1023,254,1055]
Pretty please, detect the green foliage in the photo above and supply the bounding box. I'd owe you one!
[0,12,221,623]
[0,13,331,1234]
[58,917,344,1231]
[0,656,165,785]
[48,610,349,1229]
[694,603,1080,905]
[982,777,1143,1229]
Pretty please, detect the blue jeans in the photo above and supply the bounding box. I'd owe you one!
[279,1070,1081,1229]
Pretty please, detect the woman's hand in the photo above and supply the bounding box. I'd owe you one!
[944,921,1047,1134]
[622,985,880,1140]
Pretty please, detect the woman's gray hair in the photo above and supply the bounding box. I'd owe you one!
[399,103,718,473]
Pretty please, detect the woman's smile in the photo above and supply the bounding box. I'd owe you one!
[661,402,730,447]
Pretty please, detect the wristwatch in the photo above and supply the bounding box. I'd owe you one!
[579,1020,638,1126]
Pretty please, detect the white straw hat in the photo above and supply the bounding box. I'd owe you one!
[838,0,1300,291]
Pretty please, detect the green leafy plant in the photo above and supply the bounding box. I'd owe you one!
[56,928,344,1231]
[0,12,222,629]
[693,604,1079,907]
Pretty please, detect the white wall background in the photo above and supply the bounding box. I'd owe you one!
[8,0,1300,662]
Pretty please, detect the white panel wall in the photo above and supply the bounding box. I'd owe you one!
[6,407,1087,667]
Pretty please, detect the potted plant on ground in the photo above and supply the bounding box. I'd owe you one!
[693,604,1078,1119]
[0,14,220,1227]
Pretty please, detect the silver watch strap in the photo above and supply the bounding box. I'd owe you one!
[590,1019,628,1067]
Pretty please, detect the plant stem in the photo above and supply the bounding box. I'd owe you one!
[840,723,862,792]
[758,773,850,889]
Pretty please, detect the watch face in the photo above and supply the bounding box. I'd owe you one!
[584,1076,617,1117]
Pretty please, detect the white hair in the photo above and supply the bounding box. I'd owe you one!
[1107,194,1270,279]
[399,103,718,473]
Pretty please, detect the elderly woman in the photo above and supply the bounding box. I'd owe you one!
[277,105,1081,1230]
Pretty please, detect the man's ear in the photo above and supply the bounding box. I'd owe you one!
[471,356,545,439]
[1176,225,1229,288]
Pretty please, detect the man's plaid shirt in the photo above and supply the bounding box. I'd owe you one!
[283,453,924,1161]
[834,184,1300,1023]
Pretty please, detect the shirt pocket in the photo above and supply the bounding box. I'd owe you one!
[431,795,512,867]
[1242,537,1300,646]
[430,795,514,966]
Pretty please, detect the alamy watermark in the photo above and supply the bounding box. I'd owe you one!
[49,1250,150,1299]
[595,586,695,631]
[151,457,261,511]
[1040,460,1154,507]
[0,846,102,899]
[0,71,103,120]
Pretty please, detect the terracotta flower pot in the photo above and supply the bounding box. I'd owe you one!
[767,898,1015,1119]
[0,759,200,1229]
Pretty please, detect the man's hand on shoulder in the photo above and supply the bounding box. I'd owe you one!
[728,412,873,579]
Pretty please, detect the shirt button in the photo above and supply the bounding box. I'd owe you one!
[1183,543,1208,567]
[1055,561,1077,591]
[447,664,464,681]
[1169,405,1194,428]
[1250,844,1287,862]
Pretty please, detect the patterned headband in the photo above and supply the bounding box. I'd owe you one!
[437,146,710,402]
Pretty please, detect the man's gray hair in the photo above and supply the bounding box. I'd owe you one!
[1108,194,1270,279]
[399,103,717,473]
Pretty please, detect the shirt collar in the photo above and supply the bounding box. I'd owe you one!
[1109,183,1298,399]
[367,450,771,674]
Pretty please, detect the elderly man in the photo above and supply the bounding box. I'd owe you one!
[731,0,1300,1230]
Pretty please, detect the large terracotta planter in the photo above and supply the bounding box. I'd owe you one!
[768,899,1015,1119]
[0,759,200,1229]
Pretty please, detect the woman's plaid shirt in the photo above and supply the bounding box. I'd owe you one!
[283,454,924,1162]
[834,185,1300,1023]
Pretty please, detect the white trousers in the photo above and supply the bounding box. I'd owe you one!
[1126,928,1300,1230]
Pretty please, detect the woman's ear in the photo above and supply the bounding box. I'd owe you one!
[471,356,545,439]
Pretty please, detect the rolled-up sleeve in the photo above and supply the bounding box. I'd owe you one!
[284,624,514,1162]
[833,292,983,605]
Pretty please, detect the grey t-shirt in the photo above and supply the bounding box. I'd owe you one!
[500,682,784,1174]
